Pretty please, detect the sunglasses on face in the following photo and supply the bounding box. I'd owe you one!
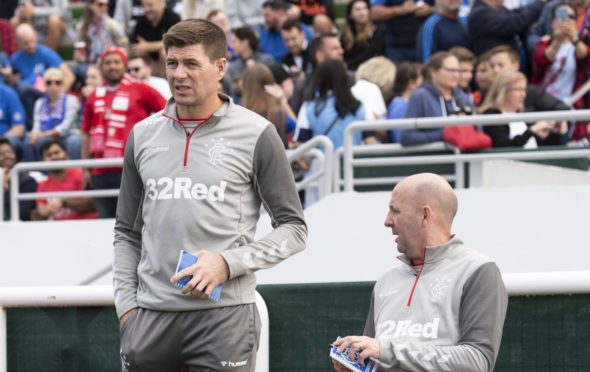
[45,80,63,86]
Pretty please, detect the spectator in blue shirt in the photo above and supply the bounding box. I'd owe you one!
[12,23,74,90]
[0,82,26,156]
[387,62,423,142]
[11,23,74,133]
[260,0,313,62]
[402,51,474,146]
[0,53,11,87]
[416,0,471,63]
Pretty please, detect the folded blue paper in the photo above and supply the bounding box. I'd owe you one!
[329,338,377,372]
[175,250,223,301]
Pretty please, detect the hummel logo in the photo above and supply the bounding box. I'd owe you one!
[219,360,248,367]
[144,145,170,155]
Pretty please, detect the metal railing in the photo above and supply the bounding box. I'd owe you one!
[7,158,123,222]
[333,142,460,192]
[286,135,334,197]
[0,287,270,372]
[5,136,335,221]
[342,110,590,191]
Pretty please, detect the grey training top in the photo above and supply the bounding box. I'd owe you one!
[113,95,307,318]
[364,236,508,371]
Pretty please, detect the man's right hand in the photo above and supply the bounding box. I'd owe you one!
[119,308,137,330]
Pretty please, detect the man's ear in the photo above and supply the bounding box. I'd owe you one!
[216,58,227,79]
[422,205,432,226]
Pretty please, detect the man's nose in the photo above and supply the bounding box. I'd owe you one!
[384,214,393,227]
[173,65,188,79]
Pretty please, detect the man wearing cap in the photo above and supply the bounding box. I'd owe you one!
[81,47,166,218]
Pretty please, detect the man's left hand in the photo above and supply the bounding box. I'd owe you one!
[170,250,229,298]
[333,336,380,365]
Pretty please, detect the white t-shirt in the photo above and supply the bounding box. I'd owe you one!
[509,121,537,149]
[543,43,576,101]
[148,76,172,100]
[351,79,386,121]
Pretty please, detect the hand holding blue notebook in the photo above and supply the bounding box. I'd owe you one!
[174,250,223,301]
[329,338,377,372]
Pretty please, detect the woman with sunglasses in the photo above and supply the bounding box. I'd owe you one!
[29,68,81,160]
[78,0,128,65]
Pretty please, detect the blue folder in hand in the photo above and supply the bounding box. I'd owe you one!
[174,250,223,301]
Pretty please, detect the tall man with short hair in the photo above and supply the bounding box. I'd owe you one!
[114,19,307,371]
[334,173,508,371]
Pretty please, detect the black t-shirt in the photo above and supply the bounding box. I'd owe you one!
[380,0,435,48]
[131,7,181,61]
[0,0,18,20]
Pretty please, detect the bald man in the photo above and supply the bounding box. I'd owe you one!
[333,173,508,372]
[12,23,74,91]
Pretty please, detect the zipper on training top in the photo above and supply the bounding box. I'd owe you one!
[403,244,427,307]
[178,117,210,167]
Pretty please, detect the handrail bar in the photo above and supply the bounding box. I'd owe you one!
[1,272,589,308]
[350,148,590,167]
[286,135,334,195]
[343,110,590,191]
[564,79,590,106]
[13,189,120,201]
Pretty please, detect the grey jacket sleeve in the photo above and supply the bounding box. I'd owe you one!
[113,130,144,318]
[220,124,307,278]
[379,262,508,371]
[363,290,376,338]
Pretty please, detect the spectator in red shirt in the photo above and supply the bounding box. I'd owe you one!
[33,140,98,221]
[81,47,166,218]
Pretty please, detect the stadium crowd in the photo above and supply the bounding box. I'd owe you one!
[1,0,589,220]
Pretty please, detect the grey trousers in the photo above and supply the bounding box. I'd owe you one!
[119,304,260,371]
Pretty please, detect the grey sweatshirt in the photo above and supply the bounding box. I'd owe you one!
[113,95,307,318]
[364,236,507,371]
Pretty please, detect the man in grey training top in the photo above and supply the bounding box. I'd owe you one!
[113,19,307,371]
[333,173,507,371]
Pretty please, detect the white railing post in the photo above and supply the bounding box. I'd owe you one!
[0,307,6,372]
[255,292,269,372]
[9,167,19,222]
[343,125,355,192]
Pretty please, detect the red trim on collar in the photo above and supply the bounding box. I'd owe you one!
[178,118,210,122]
